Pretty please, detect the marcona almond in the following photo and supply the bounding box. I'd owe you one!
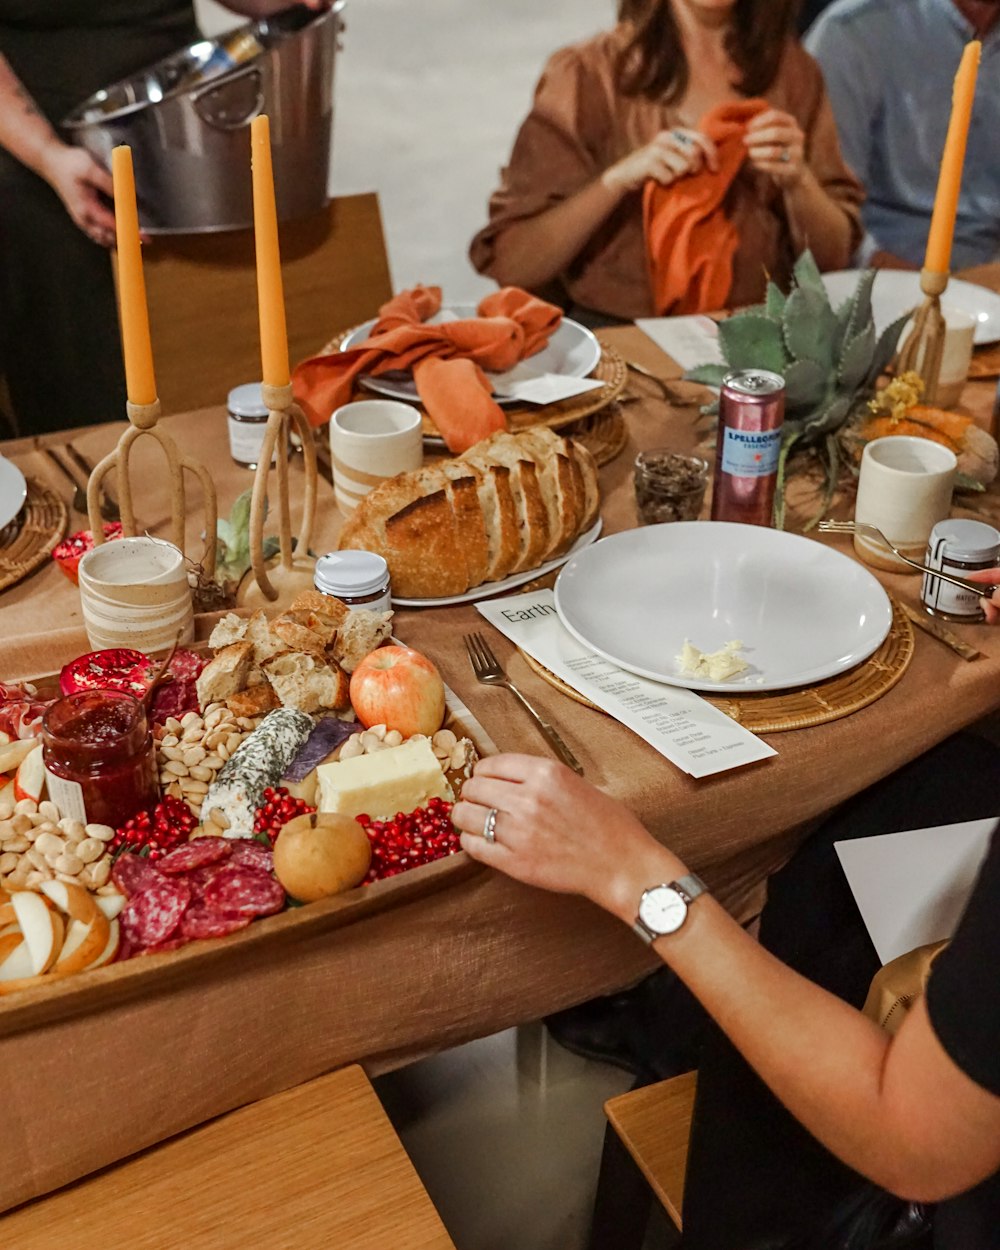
[0,852,17,874]
[89,859,112,888]
[0,802,13,821]
[4,836,31,854]
[188,765,213,782]
[38,800,59,823]
[161,733,180,748]
[34,831,65,859]
[14,799,37,817]
[54,852,84,876]
[76,838,105,864]
[85,824,115,842]
[11,813,33,836]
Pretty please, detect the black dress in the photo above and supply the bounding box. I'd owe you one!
[0,0,198,435]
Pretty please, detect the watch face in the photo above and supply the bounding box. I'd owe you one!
[638,886,687,937]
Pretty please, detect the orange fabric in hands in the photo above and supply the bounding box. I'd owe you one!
[412,357,506,453]
[292,286,563,452]
[643,99,769,316]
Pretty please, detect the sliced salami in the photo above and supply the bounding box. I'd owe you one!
[112,853,166,897]
[157,837,233,875]
[227,839,275,872]
[180,905,253,941]
[185,863,227,901]
[121,878,191,947]
[203,865,285,918]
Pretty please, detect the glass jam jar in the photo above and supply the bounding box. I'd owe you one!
[921,519,1000,623]
[227,382,277,470]
[314,550,392,612]
[42,691,158,829]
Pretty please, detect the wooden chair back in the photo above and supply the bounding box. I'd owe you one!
[119,193,393,415]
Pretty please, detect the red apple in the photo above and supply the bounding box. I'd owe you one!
[349,646,446,738]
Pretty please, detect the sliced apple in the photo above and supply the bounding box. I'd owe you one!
[0,900,15,927]
[0,731,9,746]
[95,892,126,921]
[0,929,34,982]
[88,917,120,969]
[54,910,110,975]
[9,891,63,975]
[0,738,37,775]
[40,880,100,925]
[0,774,15,807]
[13,744,44,804]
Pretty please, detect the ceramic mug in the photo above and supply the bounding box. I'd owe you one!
[329,399,423,515]
[854,436,957,572]
[78,536,194,650]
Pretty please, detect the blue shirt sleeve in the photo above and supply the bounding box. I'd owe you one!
[805,10,881,189]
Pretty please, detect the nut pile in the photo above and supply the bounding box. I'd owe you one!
[0,798,116,894]
[340,725,477,773]
[156,705,259,817]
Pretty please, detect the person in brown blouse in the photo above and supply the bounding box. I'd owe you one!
[470,0,864,325]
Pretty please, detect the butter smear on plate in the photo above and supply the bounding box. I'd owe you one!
[676,640,749,682]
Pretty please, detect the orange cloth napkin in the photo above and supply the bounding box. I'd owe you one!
[292,286,563,453]
[643,99,769,316]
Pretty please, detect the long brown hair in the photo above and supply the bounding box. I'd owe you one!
[617,0,799,103]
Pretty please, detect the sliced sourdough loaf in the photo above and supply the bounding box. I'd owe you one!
[437,459,491,587]
[514,427,584,556]
[570,440,601,533]
[473,462,520,582]
[463,432,550,573]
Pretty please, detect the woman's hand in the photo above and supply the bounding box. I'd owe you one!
[41,145,116,247]
[744,108,807,188]
[967,567,1000,624]
[602,127,719,195]
[452,754,681,924]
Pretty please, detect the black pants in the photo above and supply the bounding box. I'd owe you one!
[680,732,1000,1249]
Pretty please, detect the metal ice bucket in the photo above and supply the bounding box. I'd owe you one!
[62,3,343,233]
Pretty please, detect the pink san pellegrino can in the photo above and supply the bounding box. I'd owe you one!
[710,369,786,527]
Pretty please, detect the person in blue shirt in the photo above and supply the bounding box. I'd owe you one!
[806,0,1000,269]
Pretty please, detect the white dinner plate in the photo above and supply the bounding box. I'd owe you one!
[554,522,892,693]
[0,455,28,532]
[392,518,603,608]
[821,270,1000,347]
[341,305,602,404]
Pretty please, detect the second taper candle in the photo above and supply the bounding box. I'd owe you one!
[111,145,157,406]
[924,40,981,276]
[250,115,290,388]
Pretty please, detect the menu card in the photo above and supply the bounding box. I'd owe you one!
[476,590,776,779]
[487,362,605,405]
[634,315,723,375]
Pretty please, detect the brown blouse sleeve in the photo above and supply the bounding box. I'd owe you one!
[469,43,614,280]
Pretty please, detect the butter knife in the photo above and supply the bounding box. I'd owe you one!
[900,602,982,662]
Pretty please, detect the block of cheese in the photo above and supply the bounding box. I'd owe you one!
[317,737,453,820]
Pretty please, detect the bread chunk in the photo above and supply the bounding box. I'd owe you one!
[333,610,394,673]
[196,641,254,707]
[262,652,350,714]
[208,612,248,650]
[226,683,280,718]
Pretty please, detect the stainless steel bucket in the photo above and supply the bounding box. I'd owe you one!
[61,3,344,234]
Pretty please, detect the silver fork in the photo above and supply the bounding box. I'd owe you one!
[624,359,700,408]
[818,519,999,598]
[464,632,584,775]
[65,443,120,522]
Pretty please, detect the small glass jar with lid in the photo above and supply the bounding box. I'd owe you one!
[227,382,278,470]
[921,519,1000,623]
[314,550,392,612]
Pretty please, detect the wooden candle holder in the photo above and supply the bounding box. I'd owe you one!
[87,398,218,578]
[237,381,318,607]
[895,268,949,404]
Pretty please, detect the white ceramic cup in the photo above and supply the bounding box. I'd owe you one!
[900,304,976,408]
[330,399,423,515]
[77,536,194,651]
[854,436,957,572]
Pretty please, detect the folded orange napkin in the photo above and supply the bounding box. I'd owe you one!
[292,285,563,453]
[643,99,768,316]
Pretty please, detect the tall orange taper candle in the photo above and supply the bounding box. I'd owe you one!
[250,115,290,388]
[111,145,157,405]
[924,40,981,275]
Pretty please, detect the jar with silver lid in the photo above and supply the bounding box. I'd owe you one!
[314,551,391,612]
[921,519,1000,623]
[227,382,277,470]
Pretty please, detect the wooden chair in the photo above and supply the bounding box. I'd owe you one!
[120,192,393,416]
[589,1070,697,1249]
[0,1064,456,1249]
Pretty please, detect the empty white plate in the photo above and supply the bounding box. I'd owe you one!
[554,522,893,693]
[821,270,1000,346]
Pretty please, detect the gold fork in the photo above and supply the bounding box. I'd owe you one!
[464,632,584,774]
[818,519,999,598]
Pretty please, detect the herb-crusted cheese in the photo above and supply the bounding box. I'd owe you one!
[201,707,313,836]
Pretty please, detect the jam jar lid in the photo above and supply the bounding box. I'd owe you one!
[314,550,390,598]
[929,519,1000,563]
[227,382,269,418]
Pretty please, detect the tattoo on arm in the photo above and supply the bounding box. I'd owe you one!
[14,83,42,120]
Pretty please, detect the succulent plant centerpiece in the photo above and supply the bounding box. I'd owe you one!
[685,251,911,528]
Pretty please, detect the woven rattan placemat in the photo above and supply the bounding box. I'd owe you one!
[561,402,629,467]
[519,595,915,733]
[0,478,68,594]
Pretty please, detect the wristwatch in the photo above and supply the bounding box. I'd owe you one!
[633,874,708,944]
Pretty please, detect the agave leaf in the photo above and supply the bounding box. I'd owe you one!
[783,286,837,368]
[839,323,877,392]
[718,312,787,372]
[845,267,878,344]
[792,249,826,298]
[765,281,787,320]
[863,311,914,388]
[772,429,802,530]
[781,358,828,411]
[802,433,842,532]
[799,394,853,445]
[683,362,729,387]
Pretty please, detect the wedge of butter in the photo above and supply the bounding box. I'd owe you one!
[676,639,748,682]
[317,736,453,820]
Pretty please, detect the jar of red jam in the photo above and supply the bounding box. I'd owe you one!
[42,691,158,829]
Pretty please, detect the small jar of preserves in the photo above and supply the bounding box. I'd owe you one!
[227,382,277,470]
[314,550,392,612]
[921,519,1000,623]
[42,691,158,829]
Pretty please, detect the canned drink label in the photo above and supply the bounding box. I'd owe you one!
[719,427,782,478]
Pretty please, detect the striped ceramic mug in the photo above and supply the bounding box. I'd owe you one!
[329,399,423,515]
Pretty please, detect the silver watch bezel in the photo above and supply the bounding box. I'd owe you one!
[633,874,707,944]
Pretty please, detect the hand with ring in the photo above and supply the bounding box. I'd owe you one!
[743,108,806,188]
[602,126,719,195]
[452,754,679,925]
[967,567,1000,625]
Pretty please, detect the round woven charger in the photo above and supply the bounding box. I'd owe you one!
[0,477,68,593]
[519,595,915,733]
[561,401,629,467]
[320,326,629,439]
